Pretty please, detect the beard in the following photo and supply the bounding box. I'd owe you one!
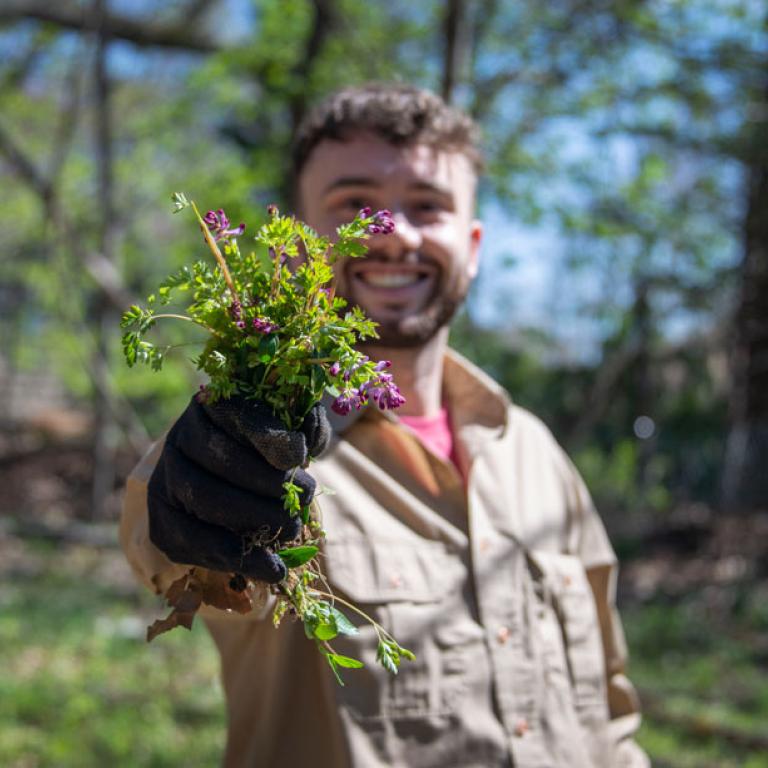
[336,254,473,348]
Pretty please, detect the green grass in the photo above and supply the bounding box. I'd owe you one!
[2,536,766,767]
[623,587,768,768]
[0,538,225,767]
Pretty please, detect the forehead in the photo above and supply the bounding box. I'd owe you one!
[298,132,476,199]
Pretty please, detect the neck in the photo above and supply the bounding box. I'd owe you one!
[361,326,449,418]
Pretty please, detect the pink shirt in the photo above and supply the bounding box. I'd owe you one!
[399,407,458,468]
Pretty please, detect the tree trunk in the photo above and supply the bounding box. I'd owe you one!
[441,0,465,104]
[722,75,768,512]
[90,0,118,519]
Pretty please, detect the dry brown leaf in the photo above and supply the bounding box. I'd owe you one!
[146,569,203,642]
[146,606,197,642]
[196,570,256,614]
[145,569,266,641]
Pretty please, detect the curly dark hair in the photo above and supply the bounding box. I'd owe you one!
[291,83,483,187]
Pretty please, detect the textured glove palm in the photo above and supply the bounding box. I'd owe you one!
[147,395,331,584]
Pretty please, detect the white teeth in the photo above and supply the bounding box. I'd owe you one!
[360,272,420,288]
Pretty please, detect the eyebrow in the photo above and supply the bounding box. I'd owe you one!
[322,177,453,198]
[323,176,381,194]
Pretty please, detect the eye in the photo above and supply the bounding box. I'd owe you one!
[410,198,445,218]
[340,196,371,211]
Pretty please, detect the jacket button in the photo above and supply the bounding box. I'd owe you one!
[496,626,510,644]
[514,718,529,737]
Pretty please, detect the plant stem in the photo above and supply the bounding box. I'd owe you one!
[306,588,389,642]
[189,201,240,305]
[152,313,219,335]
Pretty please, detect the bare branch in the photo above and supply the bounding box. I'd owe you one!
[183,0,218,22]
[441,0,463,104]
[47,38,89,185]
[0,118,54,204]
[288,0,336,131]
[0,0,222,52]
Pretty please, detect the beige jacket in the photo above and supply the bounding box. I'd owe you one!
[121,350,650,768]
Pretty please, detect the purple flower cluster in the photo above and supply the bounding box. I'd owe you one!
[252,317,279,334]
[229,300,278,334]
[330,359,406,415]
[359,207,395,236]
[203,208,246,242]
[228,301,247,329]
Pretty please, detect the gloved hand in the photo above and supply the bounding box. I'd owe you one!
[147,394,331,584]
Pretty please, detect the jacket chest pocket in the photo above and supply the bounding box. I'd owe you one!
[528,551,611,736]
[322,537,475,723]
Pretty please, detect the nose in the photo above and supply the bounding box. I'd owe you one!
[372,210,422,258]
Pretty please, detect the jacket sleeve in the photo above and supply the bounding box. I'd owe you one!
[565,457,651,768]
[119,438,273,619]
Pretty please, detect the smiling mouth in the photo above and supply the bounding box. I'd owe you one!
[357,271,428,288]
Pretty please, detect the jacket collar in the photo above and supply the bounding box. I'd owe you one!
[324,348,511,447]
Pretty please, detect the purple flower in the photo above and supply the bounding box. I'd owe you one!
[252,317,278,334]
[331,388,365,416]
[267,204,279,217]
[203,208,246,242]
[229,300,242,321]
[378,384,406,410]
[331,396,353,416]
[236,320,246,330]
[359,363,406,411]
[195,384,210,404]
[329,362,341,376]
[359,206,372,218]
[365,208,395,236]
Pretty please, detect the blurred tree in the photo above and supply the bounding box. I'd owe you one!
[0,0,765,517]
[452,0,766,512]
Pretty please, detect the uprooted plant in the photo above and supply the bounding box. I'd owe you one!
[121,193,413,683]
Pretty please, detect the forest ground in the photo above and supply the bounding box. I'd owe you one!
[1,434,766,767]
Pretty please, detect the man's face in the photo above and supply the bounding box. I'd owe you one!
[298,132,482,347]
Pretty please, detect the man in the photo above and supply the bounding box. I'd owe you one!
[121,83,649,767]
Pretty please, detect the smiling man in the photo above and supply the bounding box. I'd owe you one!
[299,134,481,350]
[121,84,649,768]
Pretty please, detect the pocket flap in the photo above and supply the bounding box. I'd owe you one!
[527,549,598,642]
[323,537,455,604]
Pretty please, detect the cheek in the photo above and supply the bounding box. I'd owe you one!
[428,225,477,280]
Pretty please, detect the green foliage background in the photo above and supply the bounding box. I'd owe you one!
[2,0,760,509]
[0,1,766,766]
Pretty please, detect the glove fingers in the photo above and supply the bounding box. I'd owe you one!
[151,444,302,538]
[147,492,287,584]
[202,395,308,470]
[169,399,316,501]
[301,403,332,458]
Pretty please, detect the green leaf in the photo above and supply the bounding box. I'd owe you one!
[399,647,416,662]
[276,545,319,568]
[171,191,190,212]
[330,607,358,636]
[325,653,345,686]
[120,305,142,328]
[328,653,364,669]
[377,642,399,675]
[313,622,338,641]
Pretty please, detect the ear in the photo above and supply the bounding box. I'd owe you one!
[467,218,483,280]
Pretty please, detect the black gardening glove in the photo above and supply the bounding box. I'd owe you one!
[147,394,331,584]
